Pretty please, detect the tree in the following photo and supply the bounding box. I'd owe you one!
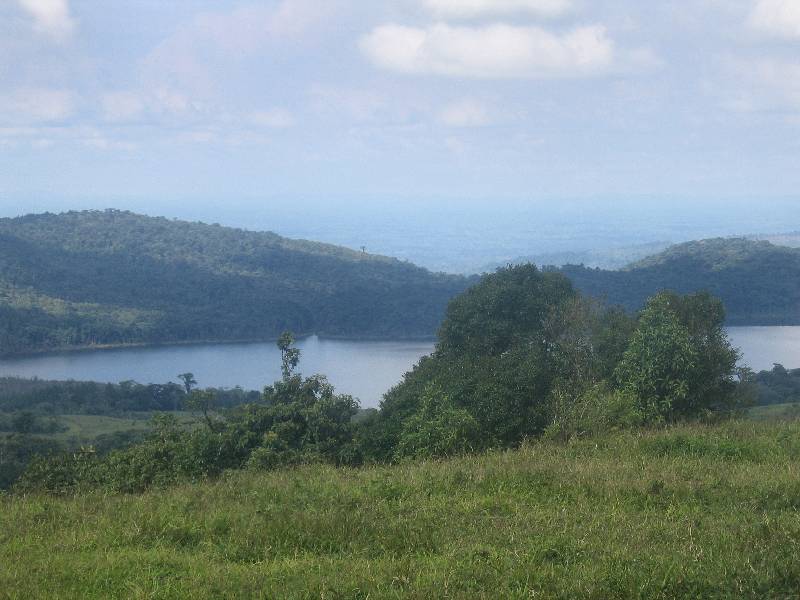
[372,265,581,456]
[614,291,740,421]
[177,373,197,395]
[277,332,300,381]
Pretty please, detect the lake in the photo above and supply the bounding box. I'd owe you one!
[0,337,436,408]
[0,327,795,408]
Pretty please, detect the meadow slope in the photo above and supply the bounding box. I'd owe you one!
[3,420,800,599]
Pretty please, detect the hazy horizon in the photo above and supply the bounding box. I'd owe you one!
[2,196,799,273]
[4,1,800,272]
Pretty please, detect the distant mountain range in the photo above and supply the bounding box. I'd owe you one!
[477,241,674,272]
[560,237,800,325]
[0,211,798,357]
[483,233,800,272]
[0,211,472,356]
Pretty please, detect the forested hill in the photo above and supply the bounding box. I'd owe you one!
[0,210,472,356]
[560,237,800,325]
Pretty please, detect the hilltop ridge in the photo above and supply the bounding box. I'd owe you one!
[0,210,471,355]
[561,237,800,324]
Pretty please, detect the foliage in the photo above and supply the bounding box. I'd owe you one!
[0,411,66,434]
[0,376,260,416]
[9,269,747,494]
[559,237,800,325]
[394,383,480,460]
[544,383,642,441]
[615,291,743,421]
[751,363,800,406]
[369,265,636,459]
[4,421,800,598]
[0,210,471,355]
[14,334,361,494]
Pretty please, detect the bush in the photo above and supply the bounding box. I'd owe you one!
[394,384,480,460]
[544,384,643,441]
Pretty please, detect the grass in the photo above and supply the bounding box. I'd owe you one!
[2,420,800,599]
[748,402,800,422]
[0,412,201,447]
[52,412,199,442]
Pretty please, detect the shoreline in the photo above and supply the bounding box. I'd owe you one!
[0,333,438,361]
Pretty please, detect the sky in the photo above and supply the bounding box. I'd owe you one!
[2,0,800,210]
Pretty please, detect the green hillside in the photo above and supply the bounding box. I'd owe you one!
[3,421,800,599]
[0,211,471,356]
[560,238,800,324]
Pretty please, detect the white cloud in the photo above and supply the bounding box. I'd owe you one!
[439,99,492,126]
[0,88,75,123]
[141,0,336,95]
[101,92,145,122]
[749,0,800,39]
[421,0,571,19]
[360,23,614,78]
[250,108,295,128]
[724,57,800,114]
[16,0,75,41]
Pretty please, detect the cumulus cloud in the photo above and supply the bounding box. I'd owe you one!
[439,99,492,126]
[16,0,75,41]
[421,0,571,19]
[0,88,75,123]
[749,0,800,39]
[359,23,614,78]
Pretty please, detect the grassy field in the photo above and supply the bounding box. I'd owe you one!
[52,412,199,442]
[748,402,800,422]
[2,420,800,599]
[0,412,201,447]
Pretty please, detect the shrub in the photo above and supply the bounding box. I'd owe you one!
[544,384,643,441]
[394,383,480,460]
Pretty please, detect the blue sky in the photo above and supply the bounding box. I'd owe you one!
[2,0,800,209]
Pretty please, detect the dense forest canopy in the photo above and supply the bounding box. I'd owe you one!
[0,210,473,355]
[559,237,800,324]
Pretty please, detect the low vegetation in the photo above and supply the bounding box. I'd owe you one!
[3,421,800,598]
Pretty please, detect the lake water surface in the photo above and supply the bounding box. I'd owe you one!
[0,327,796,408]
[0,337,436,408]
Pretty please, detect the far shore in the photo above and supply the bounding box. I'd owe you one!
[0,333,438,361]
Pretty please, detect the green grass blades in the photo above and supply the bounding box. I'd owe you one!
[3,420,800,599]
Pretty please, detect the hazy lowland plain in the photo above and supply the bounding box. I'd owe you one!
[2,208,800,598]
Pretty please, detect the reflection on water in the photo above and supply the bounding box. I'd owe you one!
[0,327,796,408]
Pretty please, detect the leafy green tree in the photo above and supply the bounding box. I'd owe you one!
[277,331,300,380]
[371,265,581,458]
[615,291,740,421]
